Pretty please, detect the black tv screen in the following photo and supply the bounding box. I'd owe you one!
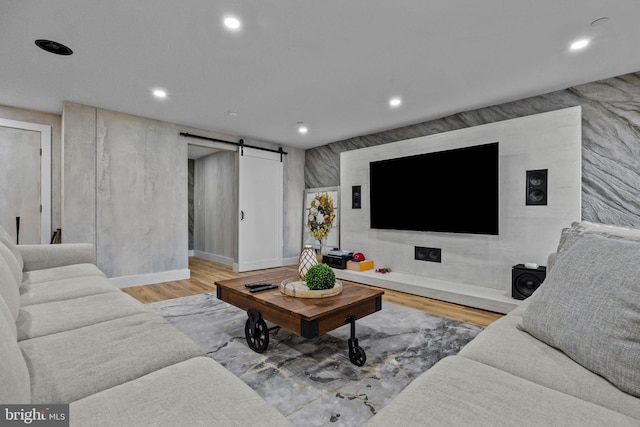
[369,142,499,235]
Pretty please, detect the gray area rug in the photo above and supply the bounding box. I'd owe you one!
[148,292,483,426]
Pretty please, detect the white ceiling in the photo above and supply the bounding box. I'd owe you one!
[2,1,640,150]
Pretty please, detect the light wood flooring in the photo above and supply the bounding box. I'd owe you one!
[122,257,503,327]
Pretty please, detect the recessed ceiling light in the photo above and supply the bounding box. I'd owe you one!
[228,111,239,117]
[224,16,241,31]
[570,39,590,51]
[389,97,402,108]
[297,122,308,134]
[35,39,73,56]
[152,89,167,99]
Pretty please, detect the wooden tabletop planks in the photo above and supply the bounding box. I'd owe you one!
[215,268,384,336]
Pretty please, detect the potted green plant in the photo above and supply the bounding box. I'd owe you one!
[305,263,336,290]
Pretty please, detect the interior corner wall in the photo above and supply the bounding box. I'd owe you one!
[340,107,582,292]
[96,109,189,280]
[283,146,306,259]
[62,102,96,245]
[188,159,194,250]
[62,102,188,281]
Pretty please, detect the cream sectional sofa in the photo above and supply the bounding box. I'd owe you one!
[368,221,640,426]
[5,221,640,426]
[0,226,290,426]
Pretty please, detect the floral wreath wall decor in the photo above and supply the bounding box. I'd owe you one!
[303,187,339,251]
[307,192,336,244]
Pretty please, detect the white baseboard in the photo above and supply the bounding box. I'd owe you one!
[110,268,191,288]
[188,249,195,257]
[233,256,298,273]
[192,250,234,266]
[283,256,298,266]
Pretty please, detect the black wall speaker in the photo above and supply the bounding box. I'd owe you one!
[512,264,546,300]
[526,169,548,205]
[415,246,441,263]
[352,185,361,209]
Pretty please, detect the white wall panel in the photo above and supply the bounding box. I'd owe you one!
[340,107,582,296]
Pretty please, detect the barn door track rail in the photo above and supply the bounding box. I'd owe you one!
[179,132,287,161]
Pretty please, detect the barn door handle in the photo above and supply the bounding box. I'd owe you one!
[240,210,245,221]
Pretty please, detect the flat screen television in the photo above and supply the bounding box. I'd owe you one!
[369,142,499,235]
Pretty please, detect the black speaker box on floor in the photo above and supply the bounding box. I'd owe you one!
[526,169,548,205]
[512,264,546,300]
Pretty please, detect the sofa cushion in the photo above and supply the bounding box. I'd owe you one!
[0,295,31,403]
[366,356,640,427]
[19,312,203,403]
[520,233,640,397]
[21,263,105,286]
[0,250,20,320]
[0,241,23,288]
[19,243,97,272]
[505,297,529,317]
[70,357,291,427]
[20,275,118,306]
[0,225,23,271]
[460,313,640,420]
[0,293,16,338]
[17,291,151,340]
[557,220,640,255]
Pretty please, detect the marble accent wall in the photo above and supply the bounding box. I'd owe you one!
[306,72,640,227]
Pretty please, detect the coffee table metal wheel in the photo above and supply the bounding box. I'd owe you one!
[349,339,366,366]
[346,316,367,366]
[245,309,269,353]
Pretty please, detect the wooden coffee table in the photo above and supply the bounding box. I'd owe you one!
[215,268,383,366]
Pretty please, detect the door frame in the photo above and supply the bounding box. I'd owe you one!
[0,118,51,243]
[188,140,233,263]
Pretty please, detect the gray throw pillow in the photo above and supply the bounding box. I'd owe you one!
[519,233,640,397]
[556,220,640,255]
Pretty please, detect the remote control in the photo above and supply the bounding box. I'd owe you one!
[249,284,279,293]
[245,283,272,289]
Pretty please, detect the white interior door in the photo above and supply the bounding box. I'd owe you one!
[237,146,283,272]
[0,119,51,244]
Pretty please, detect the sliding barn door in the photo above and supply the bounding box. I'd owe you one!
[237,147,283,272]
